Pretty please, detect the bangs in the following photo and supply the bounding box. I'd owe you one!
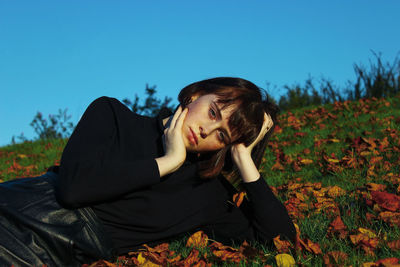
[214,89,264,146]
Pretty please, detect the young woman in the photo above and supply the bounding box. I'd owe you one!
[0,77,295,266]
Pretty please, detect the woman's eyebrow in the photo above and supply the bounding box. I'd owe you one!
[212,101,232,143]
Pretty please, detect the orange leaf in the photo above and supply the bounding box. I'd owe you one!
[328,216,348,239]
[371,191,400,212]
[306,239,322,255]
[232,191,246,207]
[379,211,400,226]
[142,243,169,253]
[192,259,211,267]
[326,186,346,198]
[323,251,348,266]
[271,161,285,171]
[186,231,208,248]
[366,183,387,191]
[182,249,200,266]
[375,257,399,266]
[273,235,292,253]
[388,240,400,251]
[350,233,369,245]
[330,216,346,230]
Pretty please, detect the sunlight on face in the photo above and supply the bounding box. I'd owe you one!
[182,94,236,153]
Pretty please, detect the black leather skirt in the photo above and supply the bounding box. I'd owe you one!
[0,171,115,266]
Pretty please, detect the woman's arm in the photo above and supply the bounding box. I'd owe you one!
[155,106,188,177]
[56,97,180,208]
[229,113,296,242]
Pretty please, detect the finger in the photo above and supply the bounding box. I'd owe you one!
[174,107,188,129]
[170,106,182,128]
[264,113,273,131]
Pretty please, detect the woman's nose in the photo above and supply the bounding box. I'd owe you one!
[199,123,218,139]
[199,126,207,138]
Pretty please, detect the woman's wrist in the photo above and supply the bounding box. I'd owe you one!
[231,149,260,183]
[155,155,184,178]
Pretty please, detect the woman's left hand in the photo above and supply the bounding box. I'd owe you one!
[230,113,273,183]
[231,113,273,160]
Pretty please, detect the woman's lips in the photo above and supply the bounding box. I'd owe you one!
[189,127,198,145]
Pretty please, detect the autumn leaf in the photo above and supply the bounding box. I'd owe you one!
[371,191,400,212]
[300,159,313,165]
[137,252,162,267]
[271,161,285,171]
[323,251,348,266]
[327,158,340,163]
[186,231,208,248]
[375,257,399,266]
[275,253,296,267]
[358,228,377,238]
[232,191,246,207]
[239,241,264,261]
[366,182,387,191]
[273,235,292,253]
[192,259,212,267]
[305,239,322,255]
[209,241,244,263]
[326,185,346,198]
[378,211,400,226]
[181,249,200,266]
[328,216,348,239]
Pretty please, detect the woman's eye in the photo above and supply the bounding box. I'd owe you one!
[209,108,216,118]
[218,131,225,142]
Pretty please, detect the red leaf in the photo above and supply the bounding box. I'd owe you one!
[371,191,400,212]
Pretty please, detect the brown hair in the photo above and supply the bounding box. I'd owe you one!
[178,77,279,183]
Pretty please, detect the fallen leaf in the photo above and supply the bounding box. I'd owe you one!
[366,183,387,191]
[326,186,346,198]
[232,191,246,207]
[305,239,322,255]
[273,235,292,253]
[388,240,400,251]
[375,257,399,266]
[371,191,400,212]
[181,249,200,266]
[137,252,162,267]
[358,228,377,238]
[275,253,296,267]
[186,231,208,248]
[323,251,348,266]
[300,159,313,165]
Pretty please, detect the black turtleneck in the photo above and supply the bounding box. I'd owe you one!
[55,96,296,255]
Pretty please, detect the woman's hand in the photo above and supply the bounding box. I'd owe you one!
[231,113,273,183]
[156,106,188,177]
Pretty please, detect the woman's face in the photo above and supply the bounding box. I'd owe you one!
[182,94,236,153]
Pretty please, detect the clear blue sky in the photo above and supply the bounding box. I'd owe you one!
[1,1,399,146]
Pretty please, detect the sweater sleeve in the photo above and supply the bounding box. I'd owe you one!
[55,96,161,208]
[203,175,296,245]
[241,176,296,243]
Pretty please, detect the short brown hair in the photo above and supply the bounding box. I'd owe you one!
[178,77,279,181]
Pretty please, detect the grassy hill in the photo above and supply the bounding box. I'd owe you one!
[1,94,400,266]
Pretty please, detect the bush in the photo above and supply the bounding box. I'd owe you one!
[122,84,175,116]
[278,51,400,111]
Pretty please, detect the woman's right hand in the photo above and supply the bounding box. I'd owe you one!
[155,106,188,177]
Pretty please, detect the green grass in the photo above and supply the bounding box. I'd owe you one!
[1,94,400,266]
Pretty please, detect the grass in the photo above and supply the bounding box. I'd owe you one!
[1,94,400,266]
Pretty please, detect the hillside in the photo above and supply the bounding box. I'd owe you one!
[1,94,400,266]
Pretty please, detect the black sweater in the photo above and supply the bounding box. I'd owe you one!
[55,96,296,255]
